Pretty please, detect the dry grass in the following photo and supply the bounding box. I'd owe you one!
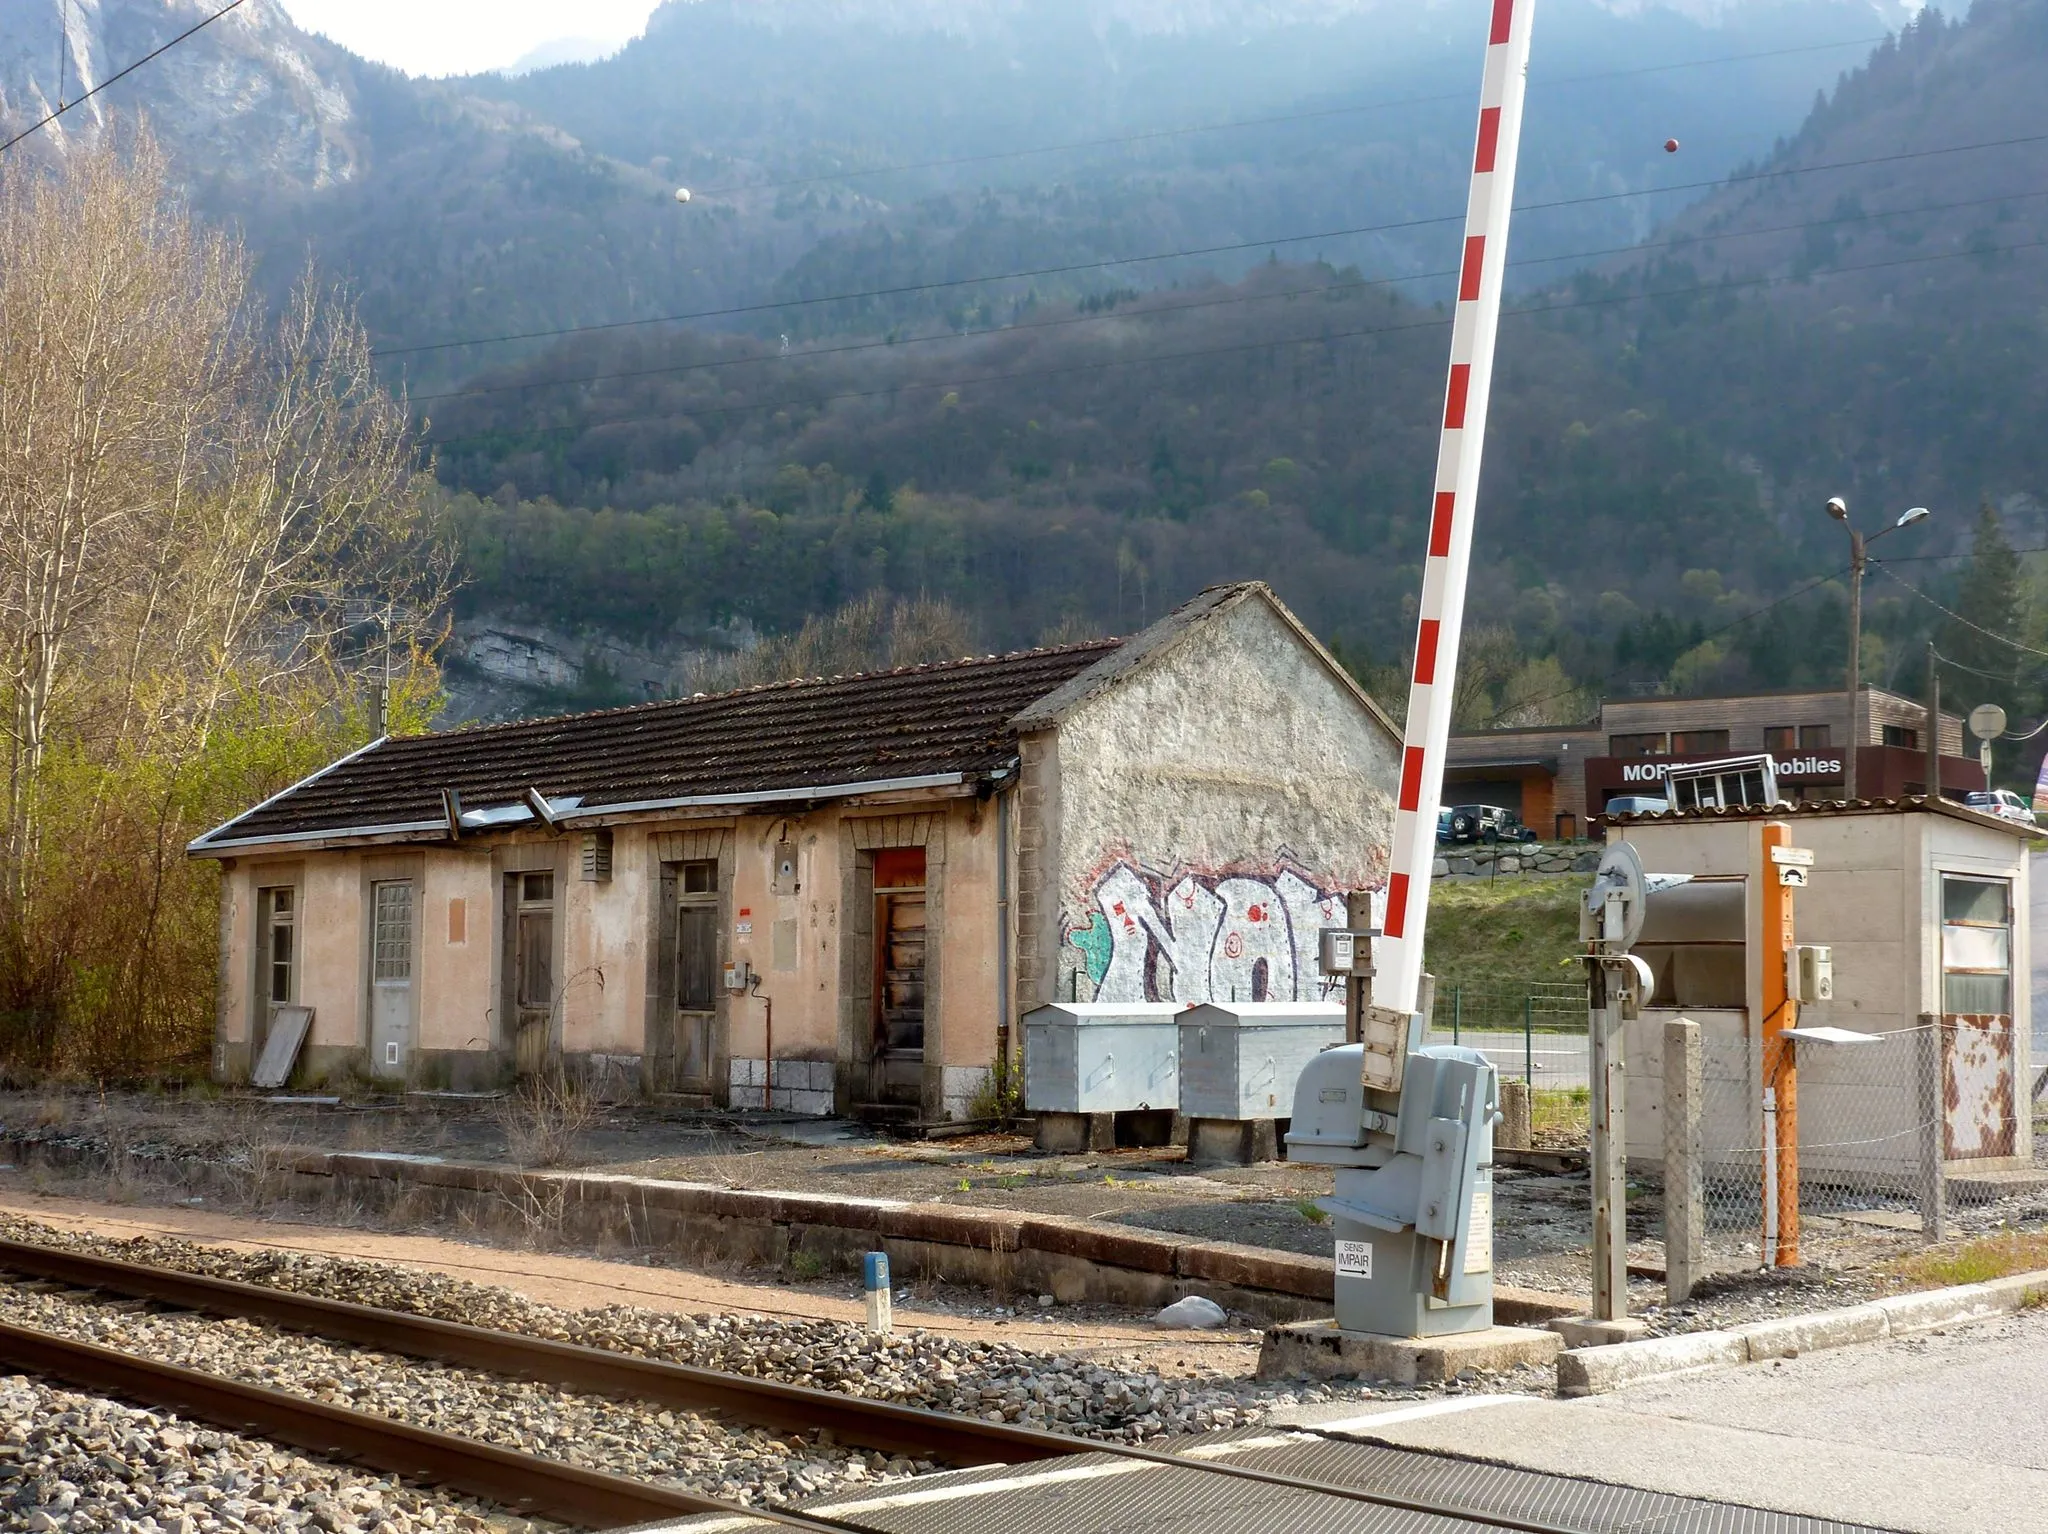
[496,1073,599,1168]
[1532,1086,1590,1146]
[1888,1230,2048,1290]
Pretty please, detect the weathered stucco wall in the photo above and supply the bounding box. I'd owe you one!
[1045,595,1399,1007]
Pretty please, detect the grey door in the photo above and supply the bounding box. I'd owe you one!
[369,880,414,1079]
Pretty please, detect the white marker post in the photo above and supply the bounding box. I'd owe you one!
[1377,0,1539,1019]
[863,1251,893,1335]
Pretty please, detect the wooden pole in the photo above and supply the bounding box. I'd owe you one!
[1760,821,1800,1265]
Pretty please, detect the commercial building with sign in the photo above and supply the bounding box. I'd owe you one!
[1447,686,1985,838]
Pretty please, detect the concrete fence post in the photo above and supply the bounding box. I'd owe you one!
[1918,1015,1947,1243]
[1663,1017,1703,1306]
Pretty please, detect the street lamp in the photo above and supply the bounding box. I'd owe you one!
[1825,498,1931,799]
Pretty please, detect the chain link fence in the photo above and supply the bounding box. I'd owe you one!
[1425,982,1589,1087]
[1680,1024,1947,1264]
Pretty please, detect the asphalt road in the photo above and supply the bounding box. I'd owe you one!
[1282,1307,2048,1533]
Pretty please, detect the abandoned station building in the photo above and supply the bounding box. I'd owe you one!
[1447,685,1987,839]
[191,583,1401,1122]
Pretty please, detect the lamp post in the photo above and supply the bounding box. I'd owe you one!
[1826,498,1931,799]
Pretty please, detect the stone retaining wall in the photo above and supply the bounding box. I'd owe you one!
[1432,845,1601,881]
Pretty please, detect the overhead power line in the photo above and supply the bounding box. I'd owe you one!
[412,180,2048,406]
[686,34,1890,199]
[382,125,2048,359]
[0,0,249,156]
[421,230,2048,451]
[1875,565,2048,659]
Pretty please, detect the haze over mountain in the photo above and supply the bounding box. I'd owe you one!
[7,0,2037,739]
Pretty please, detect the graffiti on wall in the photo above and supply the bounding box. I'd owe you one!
[1063,855,1376,1004]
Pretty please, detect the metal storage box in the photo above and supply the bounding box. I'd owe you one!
[1178,1002,1346,1120]
[1023,1003,1184,1114]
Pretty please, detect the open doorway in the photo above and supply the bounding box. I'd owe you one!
[869,848,927,1109]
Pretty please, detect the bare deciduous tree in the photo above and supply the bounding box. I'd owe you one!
[0,129,452,1073]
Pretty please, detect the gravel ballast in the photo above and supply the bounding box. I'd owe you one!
[0,1378,517,1534]
[0,1217,1546,1457]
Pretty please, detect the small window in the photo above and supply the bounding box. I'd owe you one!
[261,887,296,1006]
[1670,730,1730,756]
[372,882,413,982]
[1609,733,1668,758]
[1882,725,1919,750]
[521,871,555,903]
[682,859,716,895]
[1942,875,2012,1016]
[1763,726,1796,752]
[1799,724,1832,748]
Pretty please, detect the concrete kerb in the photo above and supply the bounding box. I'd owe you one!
[1557,1269,2048,1396]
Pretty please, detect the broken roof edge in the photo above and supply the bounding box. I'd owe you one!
[188,771,979,859]
[1009,581,1402,744]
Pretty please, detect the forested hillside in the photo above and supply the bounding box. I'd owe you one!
[431,2,2048,761]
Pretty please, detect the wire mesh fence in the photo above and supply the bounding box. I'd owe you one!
[1424,982,1588,1087]
[1683,1024,1946,1263]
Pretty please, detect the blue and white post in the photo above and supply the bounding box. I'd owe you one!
[863,1251,893,1335]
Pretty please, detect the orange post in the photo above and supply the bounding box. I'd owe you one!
[1760,820,1800,1265]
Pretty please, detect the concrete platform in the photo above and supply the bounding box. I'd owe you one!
[1257,1318,1563,1385]
[1947,1166,2048,1203]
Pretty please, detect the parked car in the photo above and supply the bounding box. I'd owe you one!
[1603,794,1669,820]
[1442,803,1540,845]
[1964,788,2038,826]
[1437,806,1453,843]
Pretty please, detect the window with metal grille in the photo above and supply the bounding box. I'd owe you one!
[1942,875,2011,1015]
[372,882,413,982]
[261,887,296,1005]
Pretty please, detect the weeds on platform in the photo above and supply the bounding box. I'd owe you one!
[1889,1230,2048,1289]
[497,1073,599,1168]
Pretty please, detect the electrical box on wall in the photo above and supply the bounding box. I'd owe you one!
[1788,944,1834,1004]
[1318,928,1377,976]
[724,961,755,993]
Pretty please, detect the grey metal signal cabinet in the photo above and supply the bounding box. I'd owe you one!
[1023,1002,1183,1152]
[1179,1002,1345,1163]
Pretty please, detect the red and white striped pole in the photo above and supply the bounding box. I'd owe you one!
[1378,0,1537,1018]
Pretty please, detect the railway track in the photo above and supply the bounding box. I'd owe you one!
[0,1235,1588,1534]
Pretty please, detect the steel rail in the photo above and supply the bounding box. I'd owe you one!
[0,1237,1585,1534]
[0,1318,859,1533]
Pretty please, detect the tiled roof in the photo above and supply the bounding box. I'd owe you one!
[195,641,1123,852]
[1611,795,2032,836]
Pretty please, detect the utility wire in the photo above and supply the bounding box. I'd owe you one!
[1874,565,2048,658]
[381,125,2048,359]
[0,0,249,156]
[414,181,2048,405]
[685,34,1890,199]
[421,230,2048,450]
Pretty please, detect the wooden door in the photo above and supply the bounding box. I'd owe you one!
[512,871,555,1076]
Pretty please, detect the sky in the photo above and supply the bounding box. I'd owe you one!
[278,1,665,77]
